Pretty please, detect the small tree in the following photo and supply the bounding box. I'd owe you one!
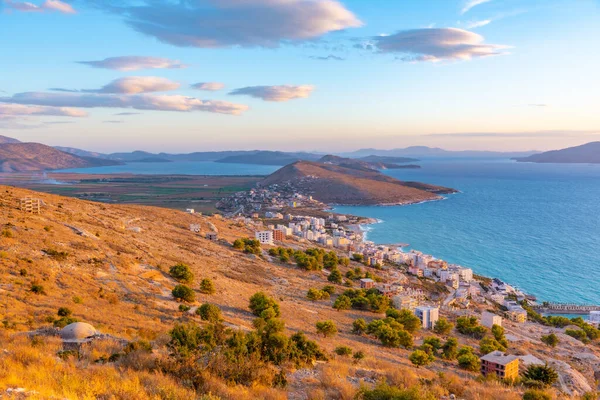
[352,318,367,335]
[172,284,195,303]
[169,263,194,283]
[306,288,329,301]
[353,351,365,363]
[457,347,480,371]
[333,295,352,311]
[322,285,336,295]
[522,364,559,387]
[316,320,338,337]
[433,317,454,335]
[328,268,343,284]
[199,278,216,295]
[541,333,559,348]
[441,337,459,360]
[196,303,222,322]
[409,349,432,368]
[249,292,280,318]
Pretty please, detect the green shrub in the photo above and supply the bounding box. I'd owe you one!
[179,304,191,312]
[540,333,559,348]
[322,285,336,295]
[334,346,353,356]
[199,278,216,294]
[333,295,352,311]
[316,320,337,337]
[19,268,27,277]
[433,317,454,335]
[353,351,365,363]
[409,349,432,368]
[456,316,487,339]
[249,292,280,318]
[53,316,78,328]
[522,389,552,400]
[30,283,46,295]
[306,288,329,301]
[522,364,558,387]
[57,307,72,317]
[72,296,83,304]
[196,303,222,322]
[457,347,480,371]
[169,263,194,283]
[352,318,367,334]
[172,284,195,303]
[43,248,69,261]
[124,340,152,354]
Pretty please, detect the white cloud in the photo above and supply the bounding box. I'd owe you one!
[0,103,87,117]
[77,56,187,71]
[192,82,226,91]
[461,0,492,14]
[93,0,362,48]
[85,77,181,94]
[466,19,491,29]
[1,92,249,115]
[373,28,510,62]
[229,85,314,102]
[4,0,76,14]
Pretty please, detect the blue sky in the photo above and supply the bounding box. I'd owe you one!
[1,0,599,153]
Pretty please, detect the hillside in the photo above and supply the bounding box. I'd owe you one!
[514,142,600,164]
[0,143,120,172]
[0,186,597,399]
[259,161,455,205]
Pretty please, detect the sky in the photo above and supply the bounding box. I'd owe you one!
[0,0,599,153]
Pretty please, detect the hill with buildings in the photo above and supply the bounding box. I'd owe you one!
[0,142,120,172]
[514,142,600,164]
[0,185,598,399]
[259,160,455,205]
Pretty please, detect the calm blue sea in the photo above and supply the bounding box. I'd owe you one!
[62,159,600,304]
[336,159,600,305]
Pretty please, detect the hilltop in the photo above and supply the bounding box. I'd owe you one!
[319,154,420,170]
[0,135,21,144]
[259,160,454,205]
[0,142,120,172]
[515,142,600,164]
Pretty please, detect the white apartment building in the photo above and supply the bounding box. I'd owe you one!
[255,230,274,245]
[415,306,439,329]
[482,312,503,328]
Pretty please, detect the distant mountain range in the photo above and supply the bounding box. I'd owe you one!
[342,146,538,159]
[514,142,600,164]
[0,142,120,172]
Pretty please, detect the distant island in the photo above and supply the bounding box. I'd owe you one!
[514,141,600,164]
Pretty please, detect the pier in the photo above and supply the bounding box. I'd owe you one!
[532,303,600,315]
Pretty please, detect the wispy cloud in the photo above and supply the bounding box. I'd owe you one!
[371,28,510,62]
[461,0,492,14]
[114,112,140,116]
[90,0,362,48]
[0,103,86,117]
[229,85,315,102]
[0,92,249,115]
[103,120,124,124]
[77,56,187,71]
[4,0,76,14]
[191,82,225,91]
[465,19,491,29]
[309,55,345,61]
[44,121,75,124]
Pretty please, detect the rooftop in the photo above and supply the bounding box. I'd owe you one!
[481,351,519,365]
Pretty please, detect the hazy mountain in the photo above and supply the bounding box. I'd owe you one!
[0,135,21,144]
[318,154,420,170]
[215,151,321,165]
[54,146,107,159]
[0,143,120,172]
[342,146,538,159]
[357,155,419,163]
[514,142,600,164]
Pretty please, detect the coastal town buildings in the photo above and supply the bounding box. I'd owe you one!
[482,312,503,328]
[414,306,439,329]
[480,351,520,380]
[255,230,274,245]
[360,278,375,289]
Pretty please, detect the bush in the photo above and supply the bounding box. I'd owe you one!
[327,268,343,284]
[353,351,365,363]
[124,340,152,354]
[433,317,454,335]
[196,303,222,322]
[43,248,69,261]
[540,333,559,348]
[333,295,352,311]
[306,288,329,301]
[322,285,336,295]
[72,296,83,304]
[316,320,337,337]
[19,268,27,277]
[249,292,280,318]
[480,336,506,355]
[169,263,194,283]
[442,337,459,360]
[233,238,262,255]
[522,364,558,387]
[57,307,72,317]
[352,318,367,334]
[386,308,422,333]
[53,316,78,328]
[30,283,46,295]
[409,349,432,368]
[199,278,216,294]
[522,389,552,400]
[565,328,589,343]
[334,346,353,356]
[172,284,195,303]
[179,304,191,312]
[456,316,487,339]
[457,347,480,371]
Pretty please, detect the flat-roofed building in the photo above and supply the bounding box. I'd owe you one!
[481,351,519,380]
[482,312,502,328]
[414,306,439,329]
[255,230,274,245]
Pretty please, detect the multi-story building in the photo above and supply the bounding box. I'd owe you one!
[360,278,375,289]
[272,229,285,242]
[482,312,503,328]
[480,351,519,380]
[255,230,274,245]
[393,295,418,311]
[414,306,439,329]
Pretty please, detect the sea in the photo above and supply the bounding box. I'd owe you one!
[59,159,600,305]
